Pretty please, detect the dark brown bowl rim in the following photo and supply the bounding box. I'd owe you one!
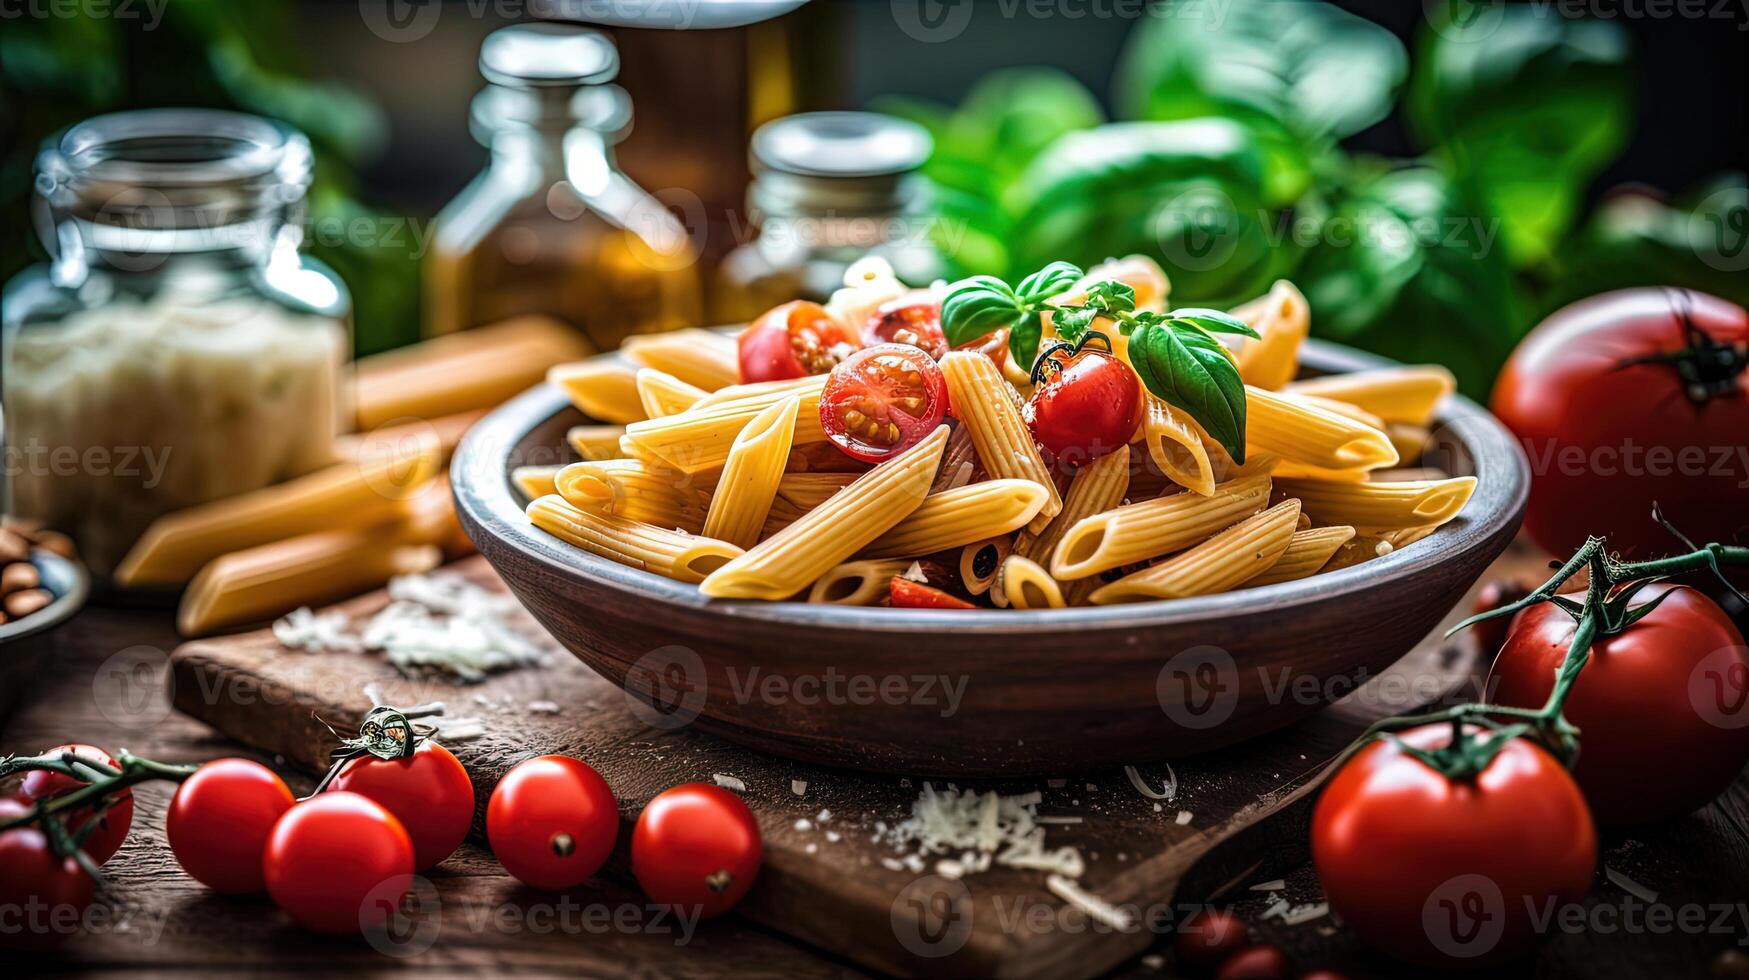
[452,337,1530,634]
[0,549,91,645]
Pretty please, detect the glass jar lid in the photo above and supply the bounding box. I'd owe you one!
[749,112,933,217]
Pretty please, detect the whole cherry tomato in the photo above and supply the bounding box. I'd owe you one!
[167,758,295,894]
[329,741,474,871]
[1024,341,1144,468]
[263,792,414,935]
[889,576,975,609]
[18,743,133,865]
[1489,585,1749,825]
[1215,945,1290,980]
[632,783,762,919]
[0,798,94,951]
[819,344,947,463]
[487,755,618,891]
[1174,907,1250,972]
[1311,724,1596,968]
[1492,288,1748,564]
[737,300,859,383]
[863,290,947,359]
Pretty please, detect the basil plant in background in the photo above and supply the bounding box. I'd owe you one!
[880,0,1749,395]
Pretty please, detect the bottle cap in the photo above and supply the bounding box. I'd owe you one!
[751,112,931,179]
[479,23,619,88]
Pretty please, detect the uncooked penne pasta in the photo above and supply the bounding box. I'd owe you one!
[568,425,628,461]
[548,359,646,424]
[702,396,801,549]
[624,375,827,474]
[807,559,911,605]
[636,368,709,419]
[527,495,743,584]
[555,458,711,533]
[700,426,947,600]
[1233,280,1309,392]
[355,316,589,430]
[512,465,563,499]
[621,328,739,392]
[939,351,1062,533]
[863,479,1050,559]
[1273,476,1477,532]
[1002,555,1067,609]
[1246,525,1356,587]
[1051,473,1271,581]
[1286,366,1456,426]
[1245,385,1399,471]
[1091,500,1301,604]
[1138,398,1217,495]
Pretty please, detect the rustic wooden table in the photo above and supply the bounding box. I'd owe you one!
[5,558,1748,978]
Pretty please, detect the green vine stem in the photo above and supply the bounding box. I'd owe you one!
[0,749,199,878]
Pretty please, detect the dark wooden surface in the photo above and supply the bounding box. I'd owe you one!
[4,545,1747,978]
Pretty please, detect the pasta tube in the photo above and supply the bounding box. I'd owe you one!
[960,536,1011,597]
[1233,280,1309,392]
[1286,366,1456,426]
[355,316,589,429]
[568,425,628,461]
[776,472,859,510]
[623,375,827,473]
[863,479,1050,559]
[1016,445,1131,565]
[1091,500,1301,604]
[807,559,911,605]
[939,352,1062,532]
[1001,555,1066,609]
[527,495,743,584]
[636,368,709,418]
[1245,385,1399,471]
[1246,525,1356,587]
[1138,398,1217,495]
[512,464,563,499]
[548,359,646,424]
[1051,473,1271,581]
[1273,476,1477,532]
[621,328,740,391]
[702,396,801,549]
[700,425,948,600]
[555,458,711,532]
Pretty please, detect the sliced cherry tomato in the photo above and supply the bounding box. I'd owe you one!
[1174,907,1250,972]
[819,343,947,463]
[167,758,295,894]
[0,798,94,951]
[329,741,474,871]
[957,328,1010,372]
[889,576,975,609]
[737,300,859,383]
[1311,724,1595,968]
[1489,584,1749,825]
[487,755,618,891]
[1024,342,1144,469]
[18,743,133,865]
[632,783,762,919]
[862,290,947,359]
[263,791,414,935]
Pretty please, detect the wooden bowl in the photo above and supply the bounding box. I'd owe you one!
[452,339,1528,776]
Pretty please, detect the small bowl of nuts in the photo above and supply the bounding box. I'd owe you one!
[1,518,89,720]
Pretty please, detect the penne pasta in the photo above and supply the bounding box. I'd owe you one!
[620,328,740,391]
[356,316,589,429]
[527,495,743,584]
[555,458,711,533]
[863,479,1050,559]
[1001,555,1067,609]
[1325,534,1395,571]
[1245,385,1399,471]
[635,368,709,418]
[623,375,827,474]
[1282,391,1387,432]
[776,472,859,509]
[807,559,911,605]
[1246,525,1356,587]
[548,359,647,424]
[702,396,801,549]
[1233,280,1310,391]
[1273,476,1477,532]
[512,464,563,499]
[1286,366,1456,426]
[568,424,628,461]
[1050,473,1272,581]
[700,425,948,600]
[1091,500,1301,604]
[1386,423,1430,463]
[939,351,1063,532]
[960,535,1011,597]
[1137,398,1217,495]
[1016,445,1132,566]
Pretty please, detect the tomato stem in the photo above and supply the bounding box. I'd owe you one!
[0,749,197,866]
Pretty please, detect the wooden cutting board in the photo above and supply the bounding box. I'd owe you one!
[169,554,1501,978]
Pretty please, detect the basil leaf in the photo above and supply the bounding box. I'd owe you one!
[941,275,1024,347]
[1085,280,1136,314]
[1010,311,1044,369]
[1169,307,1260,340]
[1015,261,1083,304]
[1128,323,1248,463]
[1051,306,1098,345]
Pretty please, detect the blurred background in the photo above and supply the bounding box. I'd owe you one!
[3,0,1745,392]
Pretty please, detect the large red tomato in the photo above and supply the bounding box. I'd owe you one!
[737,300,859,383]
[486,755,619,891]
[1489,585,1749,825]
[167,758,295,894]
[263,792,415,935]
[1312,724,1596,968]
[632,783,762,919]
[328,741,474,871]
[18,743,133,865]
[1492,289,1748,563]
[0,798,94,951]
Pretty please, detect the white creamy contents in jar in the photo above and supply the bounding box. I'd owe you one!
[6,290,347,574]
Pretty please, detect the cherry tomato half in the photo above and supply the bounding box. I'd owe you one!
[264,791,414,935]
[1311,724,1595,968]
[1024,344,1144,468]
[0,798,94,951]
[737,300,860,383]
[18,743,133,865]
[889,576,975,609]
[632,783,762,919]
[862,290,947,359]
[329,741,474,871]
[487,755,618,891]
[167,758,295,894]
[819,343,947,463]
[1490,585,1749,825]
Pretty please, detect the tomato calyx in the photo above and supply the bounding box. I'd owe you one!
[1029,331,1114,385]
[1612,292,1749,403]
[311,703,442,795]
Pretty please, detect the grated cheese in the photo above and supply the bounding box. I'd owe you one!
[885,783,1085,879]
[1281,902,1330,926]
[274,608,361,653]
[1605,866,1659,903]
[1046,874,1133,931]
[1249,879,1286,892]
[1175,810,1193,826]
[900,561,928,583]
[791,779,808,796]
[712,773,746,791]
[1124,764,1177,802]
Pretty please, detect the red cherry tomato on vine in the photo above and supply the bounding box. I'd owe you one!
[1215,945,1290,980]
[487,755,618,891]
[1024,343,1144,468]
[737,300,859,383]
[889,576,975,609]
[819,343,947,463]
[1311,724,1596,968]
[264,791,414,935]
[18,743,132,865]
[632,783,762,919]
[167,758,295,894]
[329,741,474,871]
[1489,584,1749,825]
[1174,907,1250,972]
[1491,288,1749,565]
[862,291,947,359]
[0,798,94,951]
